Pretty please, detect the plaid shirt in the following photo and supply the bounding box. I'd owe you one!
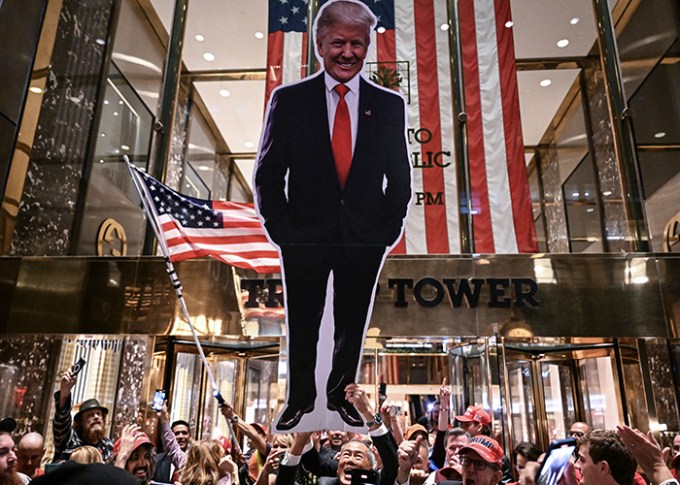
[52,391,114,462]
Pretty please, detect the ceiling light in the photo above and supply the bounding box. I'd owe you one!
[505,21,513,28]
[654,132,666,138]
[113,149,120,154]
[121,144,130,151]
[29,86,43,94]
[603,191,612,196]
[195,34,205,42]
[100,133,106,137]
[440,23,449,31]
[113,112,119,116]
[377,26,386,34]
[95,38,106,45]
[203,52,216,62]
[219,89,231,98]
[584,192,590,197]
[572,192,579,197]
[104,100,109,105]
[99,159,105,164]
[118,100,123,105]
[586,208,595,213]
[557,39,570,48]
[244,141,255,149]
[197,166,211,171]
[539,79,552,87]
[570,17,580,25]
[254,31,264,39]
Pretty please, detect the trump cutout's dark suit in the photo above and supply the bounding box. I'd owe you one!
[255,72,411,429]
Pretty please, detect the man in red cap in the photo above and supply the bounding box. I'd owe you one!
[458,436,505,485]
[113,424,155,485]
[455,406,492,438]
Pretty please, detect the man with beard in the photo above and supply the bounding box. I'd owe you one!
[114,424,155,485]
[0,418,29,485]
[16,432,45,479]
[52,369,113,462]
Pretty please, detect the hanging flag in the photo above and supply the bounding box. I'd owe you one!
[459,0,537,252]
[265,0,309,107]
[130,166,280,274]
[324,0,460,254]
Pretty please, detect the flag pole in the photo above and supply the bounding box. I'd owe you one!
[124,156,221,394]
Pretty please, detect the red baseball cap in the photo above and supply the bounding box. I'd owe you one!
[459,436,504,467]
[455,405,491,427]
[113,432,154,455]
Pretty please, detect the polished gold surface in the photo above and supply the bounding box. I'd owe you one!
[0,254,678,337]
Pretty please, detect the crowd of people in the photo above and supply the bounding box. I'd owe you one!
[1,372,680,485]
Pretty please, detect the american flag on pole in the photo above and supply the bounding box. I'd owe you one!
[265,0,309,107]
[459,0,537,252]
[131,166,281,274]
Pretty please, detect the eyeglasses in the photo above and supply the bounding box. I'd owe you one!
[460,456,498,471]
[570,431,585,438]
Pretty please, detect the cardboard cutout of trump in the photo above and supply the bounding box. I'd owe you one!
[254,0,412,432]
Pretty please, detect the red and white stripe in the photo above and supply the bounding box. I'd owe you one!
[160,202,281,274]
[368,0,460,255]
[460,0,537,252]
[265,31,308,108]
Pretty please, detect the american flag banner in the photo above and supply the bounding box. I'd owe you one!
[459,0,537,252]
[130,166,281,274]
[265,0,309,107]
[316,0,460,254]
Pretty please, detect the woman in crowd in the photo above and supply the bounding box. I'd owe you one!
[180,439,239,485]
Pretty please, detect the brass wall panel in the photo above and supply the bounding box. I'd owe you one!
[0,254,676,337]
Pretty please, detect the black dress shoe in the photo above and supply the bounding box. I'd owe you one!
[276,404,314,431]
[327,399,364,427]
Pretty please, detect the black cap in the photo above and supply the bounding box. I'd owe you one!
[74,399,109,421]
[0,417,16,433]
[32,462,139,485]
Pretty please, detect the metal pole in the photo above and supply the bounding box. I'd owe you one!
[152,0,189,181]
[591,0,649,252]
[305,0,321,76]
[447,0,474,253]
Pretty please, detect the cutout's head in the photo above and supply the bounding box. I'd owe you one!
[314,0,377,83]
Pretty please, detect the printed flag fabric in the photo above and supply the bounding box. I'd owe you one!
[132,167,281,274]
[265,0,309,107]
[459,0,537,252]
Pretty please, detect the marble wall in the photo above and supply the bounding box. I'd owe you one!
[540,147,570,253]
[165,87,190,191]
[0,336,60,435]
[11,0,115,256]
[111,336,151,438]
[646,339,680,431]
[583,65,632,253]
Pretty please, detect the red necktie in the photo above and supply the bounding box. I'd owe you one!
[332,84,352,189]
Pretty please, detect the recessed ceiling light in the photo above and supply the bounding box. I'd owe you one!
[113,112,119,116]
[203,52,216,62]
[104,100,109,105]
[100,133,106,137]
[254,31,264,39]
[113,149,120,154]
[654,132,666,138]
[586,208,595,213]
[603,191,612,196]
[195,34,205,42]
[440,23,449,31]
[95,38,106,45]
[244,141,255,148]
[572,192,579,197]
[29,86,43,94]
[540,79,552,87]
[505,21,513,28]
[99,159,105,164]
[219,89,231,98]
[377,26,386,34]
[584,192,590,197]
[557,39,570,48]
[118,100,123,105]
[121,144,130,151]
[570,17,580,25]
[197,166,211,171]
